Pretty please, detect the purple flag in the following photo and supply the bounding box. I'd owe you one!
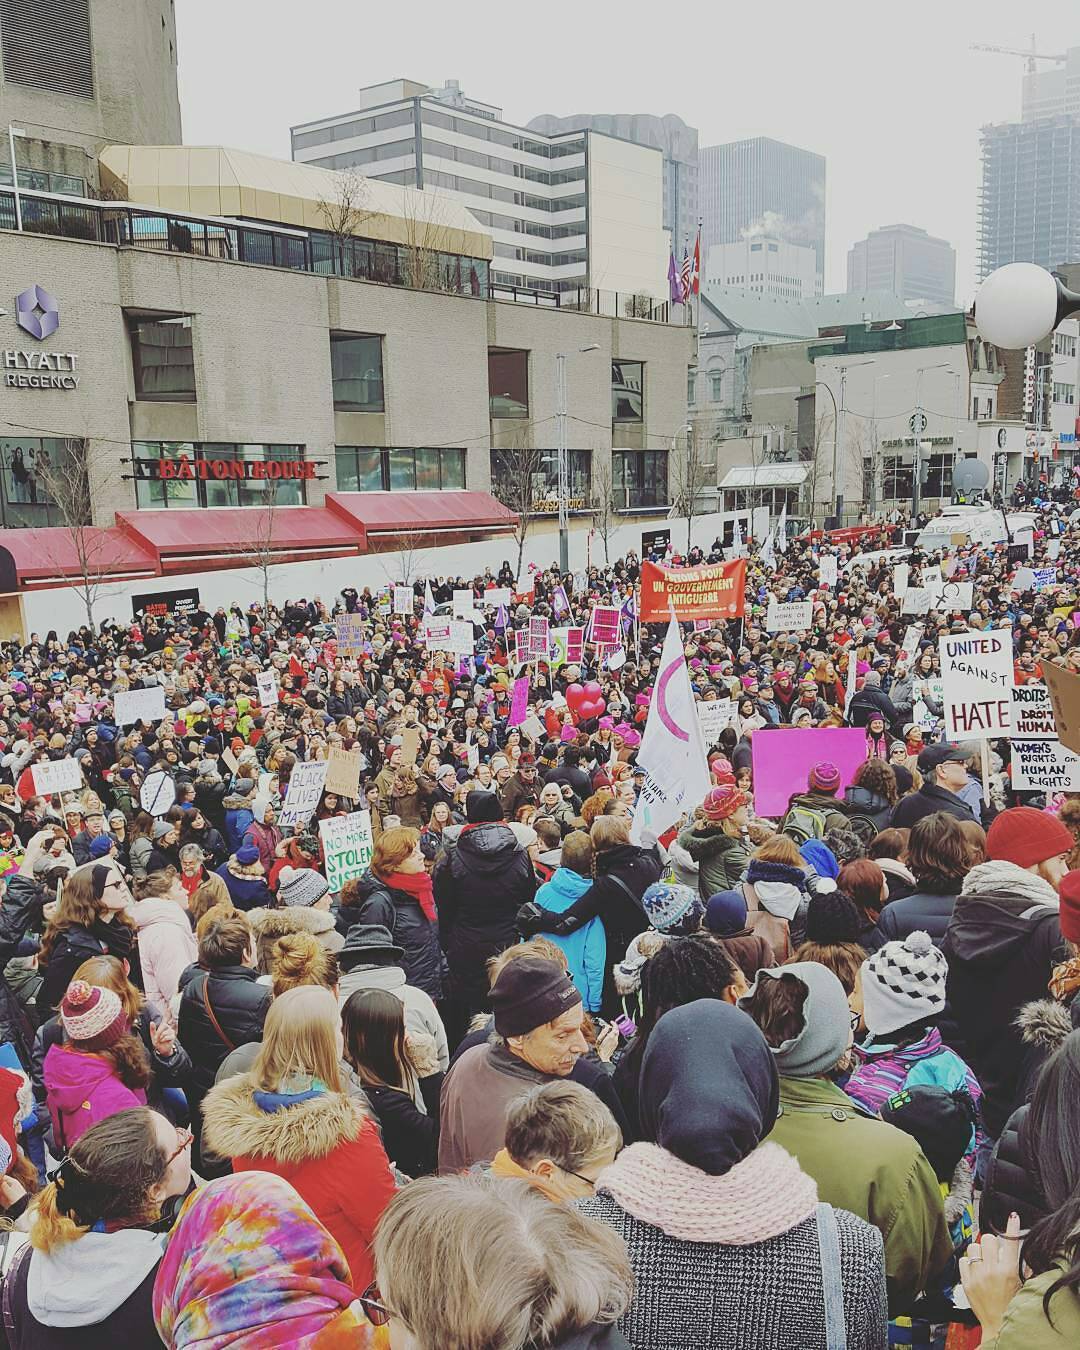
[553,584,570,617]
[509,675,530,727]
[668,252,681,304]
[495,603,508,630]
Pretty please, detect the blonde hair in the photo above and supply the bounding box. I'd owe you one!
[374,1176,632,1349]
[505,1081,622,1174]
[270,932,338,997]
[190,880,233,927]
[589,815,630,853]
[252,985,343,1095]
[487,936,569,988]
[753,834,806,868]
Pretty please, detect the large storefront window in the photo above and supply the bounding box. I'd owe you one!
[330,334,384,412]
[612,450,668,510]
[488,349,529,418]
[489,448,591,513]
[335,446,466,493]
[612,360,644,422]
[132,444,309,508]
[0,438,86,527]
[128,316,196,402]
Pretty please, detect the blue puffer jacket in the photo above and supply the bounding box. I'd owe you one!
[222,796,255,852]
[535,868,607,1012]
[214,861,272,912]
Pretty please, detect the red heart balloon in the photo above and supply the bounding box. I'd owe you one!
[544,706,562,739]
[565,683,585,713]
[592,697,606,718]
[582,680,603,701]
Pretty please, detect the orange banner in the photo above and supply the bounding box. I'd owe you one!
[639,559,747,622]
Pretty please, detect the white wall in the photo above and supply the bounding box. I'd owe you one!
[20,511,731,636]
[587,133,670,301]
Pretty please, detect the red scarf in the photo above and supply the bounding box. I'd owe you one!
[387,869,437,922]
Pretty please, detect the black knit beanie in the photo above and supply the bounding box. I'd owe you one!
[804,889,861,945]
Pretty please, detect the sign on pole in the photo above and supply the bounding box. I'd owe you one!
[528,617,550,659]
[639,559,746,622]
[139,770,177,817]
[818,554,838,587]
[939,629,1014,739]
[114,686,167,727]
[453,589,474,617]
[1011,684,1057,739]
[765,600,813,633]
[509,676,530,726]
[319,811,374,892]
[589,606,621,647]
[31,759,83,797]
[393,586,414,615]
[335,613,366,656]
[256,669,279,709]
[278,760,329,830]
[324,746,362,799]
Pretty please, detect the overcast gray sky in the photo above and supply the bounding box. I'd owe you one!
[176,0,1080,302]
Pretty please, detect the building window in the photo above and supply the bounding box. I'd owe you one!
[881,456,914,501]
[1054,382,1076,405]
[1054,332,1077,357]
[335,446,466,493]
[687,369,696,406]
[128,316,196,403]
[132,444,309,509]
[923,453,952,498]
[490,448,590,512]
[710,371,724,402]
[612,361,644,422]
[489,349,529,417]
[0,437,84,528]
[330,333,384,412]
[612,450,668,509]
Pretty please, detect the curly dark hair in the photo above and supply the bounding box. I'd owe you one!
[852,756,898,807]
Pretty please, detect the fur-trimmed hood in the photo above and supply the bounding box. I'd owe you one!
[1016,998,1073,1052]
[201,1073,363,1164]
[246,905,342,942]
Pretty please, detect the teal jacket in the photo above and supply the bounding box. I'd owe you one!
[536,867,606,1012]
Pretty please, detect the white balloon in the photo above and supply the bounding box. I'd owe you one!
[974,263,1058,349]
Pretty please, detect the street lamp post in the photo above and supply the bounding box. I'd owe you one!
[812,380,837,526]
[555,343,601,574]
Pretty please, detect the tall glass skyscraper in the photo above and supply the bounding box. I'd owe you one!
[698,136,826,292]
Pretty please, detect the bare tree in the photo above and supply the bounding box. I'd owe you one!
[801,412,835,524]
[379,527,429,588]
[850,417,884,517]
[490,440,548,576]
[669,426,715,551]
[316,167,376,275]
[240,477,283,615]
[590,458,618,566]
[400,191,457,292]
[34,439,116,630]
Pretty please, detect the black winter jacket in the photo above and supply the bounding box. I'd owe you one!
[36,917,136,1025]
[847,686,900,730]
[533,843,663,1015]
[364,1073,442,1177]
[337,870,447,1001]
[842,785,893,832]
[0,874,49,1068]
[871,884,960,949]
[176,963,271,1096]
[941,861,1067,1138]
[433,823,537,1012]
[890,783,975,829]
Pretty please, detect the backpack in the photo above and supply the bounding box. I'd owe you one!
[781,804,830,846]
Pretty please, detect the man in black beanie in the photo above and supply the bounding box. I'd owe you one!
[438,955,586,1174]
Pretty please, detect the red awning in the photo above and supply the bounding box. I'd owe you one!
[0,526,158,586]
[114,508,361,573]
[327,491,516,545]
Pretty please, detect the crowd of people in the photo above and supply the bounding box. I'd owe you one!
[0,497,1074,1346]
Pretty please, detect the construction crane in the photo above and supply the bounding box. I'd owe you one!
[971,35,1066,74]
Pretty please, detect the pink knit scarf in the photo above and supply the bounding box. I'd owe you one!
[596,1141,818,1245]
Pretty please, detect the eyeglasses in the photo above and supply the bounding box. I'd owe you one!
[165,1127,193,1167]
[558,1162,599,1190]
[359,1283,391,1327]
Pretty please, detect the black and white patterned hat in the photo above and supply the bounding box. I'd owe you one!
[861,930,947,1037]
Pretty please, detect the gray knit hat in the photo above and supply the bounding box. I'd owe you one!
[861,931,947,1038]
[277,865,330,908]
[738,961,850,1079]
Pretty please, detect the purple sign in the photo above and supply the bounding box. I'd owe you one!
[509,676,530,727]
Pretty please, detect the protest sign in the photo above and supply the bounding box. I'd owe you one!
[399,726,422,767]
[893,563,910,596]
[376,588,392,616]
[139,770,176,817]
[639,559,746,622]
[589,606,621,647]
[445,621,474,655]
[256,669,279,709]
[1012,567,1036,593]
[520,714,546,743]
[393,586,413,615]
[509,676,530,727]
[424,616,454,651]
[818,554,838,587]
[485,587,512,609]
[467,742,480,772]
[920,566,944,596]
[528,616,550,659]
[765,600,813,633]
[320,811,374,892]
[1044,659,1080,757]
[31,758,83,797]
[899,625,924,663]
[335,613,366,656]
[1032,568,1057,592]
[939,629,1014,739]
[938,580,974,612]
[1048,539,1062,561]
[324,746,362,799]
[914,678,943,731]
[1011,739,1080,792]
[697,699,734,746]
[221,747,239,775]
[279,760,329,830]
[902,588,933,616]
[514,629,531,666]
[453,589,474,617]
[572,572,588,597]
[751,727,869,819]
[1011,684,1057,740]
[114,686,166,727]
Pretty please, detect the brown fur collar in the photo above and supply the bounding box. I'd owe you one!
[246,906,336,938]
[201,1073,362,1164]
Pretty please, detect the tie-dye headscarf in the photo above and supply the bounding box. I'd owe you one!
[152,1172,385,1348]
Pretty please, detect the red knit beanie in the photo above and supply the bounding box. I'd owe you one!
[986,807,1074,871]
[701,785,748,822]
[1059,870,1080,946]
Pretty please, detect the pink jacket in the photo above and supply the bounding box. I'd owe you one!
[130,897,198,1025]
[43,1044,146,1149]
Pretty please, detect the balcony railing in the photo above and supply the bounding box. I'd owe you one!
[0,187,680,323]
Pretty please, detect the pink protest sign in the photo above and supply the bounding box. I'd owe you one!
[567,627,584,663]
[750,727,870,819]
[528,616,550,658]
[509,676,530,726]
[514,629,531,664]
[590,605,621,646]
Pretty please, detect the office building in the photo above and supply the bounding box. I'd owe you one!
[0,0,181,197]
[698,136,825,292]
[847,224,956,307]
[707,235,818,300]
[1022,46,1080,121]
[527,111,698,254]
[291,80,670,304]
[977,115,1080,279]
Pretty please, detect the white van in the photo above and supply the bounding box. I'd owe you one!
[914,506,1037,552]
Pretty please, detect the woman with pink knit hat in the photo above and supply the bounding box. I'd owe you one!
[676,786,751,900]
